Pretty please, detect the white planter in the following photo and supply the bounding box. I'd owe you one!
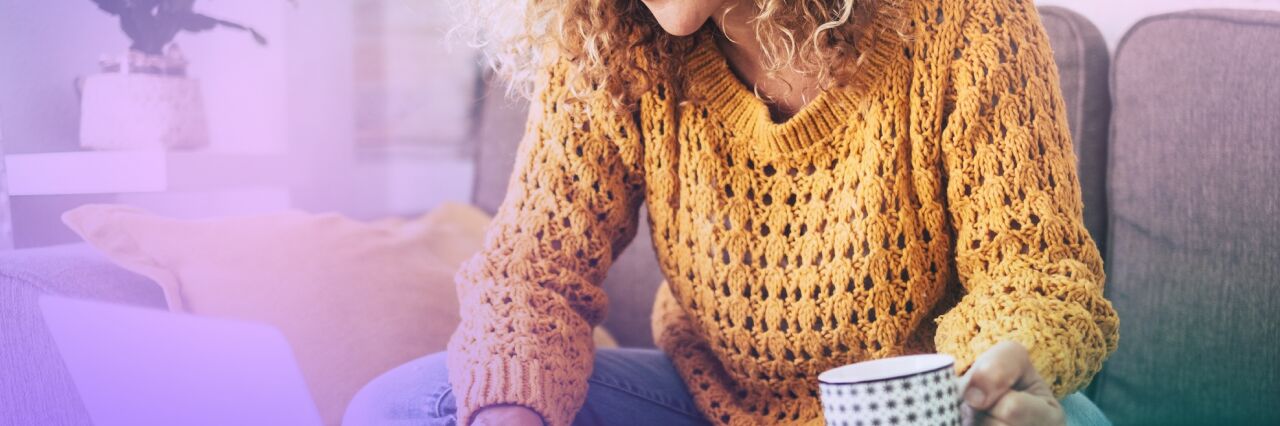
[78,73,210,151]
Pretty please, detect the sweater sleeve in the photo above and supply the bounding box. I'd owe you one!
[932,0,1119,397]
[445,65,645,426]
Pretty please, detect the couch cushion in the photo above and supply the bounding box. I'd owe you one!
[0,244,166,426]
[1100,9,1280,425]
[471,73,666,348]
[1039,6,1112,255]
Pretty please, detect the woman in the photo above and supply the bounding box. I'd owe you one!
[348,0,1118,424]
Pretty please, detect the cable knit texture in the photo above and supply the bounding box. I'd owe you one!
[446,0,1119,424]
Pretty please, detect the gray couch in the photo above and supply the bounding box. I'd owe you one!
[3,7,1277,426]
[1095,9,1280,424]
[0,245,165,425]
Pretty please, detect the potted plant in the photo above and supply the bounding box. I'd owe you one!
[79,0,286,150]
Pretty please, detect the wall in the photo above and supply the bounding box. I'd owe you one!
[0,1,126,155]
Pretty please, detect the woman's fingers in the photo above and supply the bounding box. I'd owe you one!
[986,390,1063,425]
[964,341,1037,411]
[973,411,1013,426]
[962,341,1064,426]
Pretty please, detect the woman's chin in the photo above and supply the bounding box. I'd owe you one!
[643,1,712,36]
[662,23,703,36]
[654,16,708,36]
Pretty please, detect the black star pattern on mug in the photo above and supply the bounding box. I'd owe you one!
[819,362,962,426]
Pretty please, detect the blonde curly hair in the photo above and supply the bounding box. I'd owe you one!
[452,0,898,109]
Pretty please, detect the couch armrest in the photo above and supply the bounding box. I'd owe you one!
[0,244,166,426]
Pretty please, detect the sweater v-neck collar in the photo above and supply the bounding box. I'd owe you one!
[683,1,909,158]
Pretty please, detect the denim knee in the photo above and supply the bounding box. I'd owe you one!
[344,352,457,426]
[1062,392,1111,426]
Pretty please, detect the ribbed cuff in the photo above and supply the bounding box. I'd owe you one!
[934,287,1108,398]
[452,355,582,426]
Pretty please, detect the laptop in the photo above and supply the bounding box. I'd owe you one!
[39,296,324,426]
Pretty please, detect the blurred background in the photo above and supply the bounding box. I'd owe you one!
[1,0,478,248]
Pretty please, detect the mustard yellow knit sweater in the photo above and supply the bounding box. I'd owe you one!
[447,0,1119,424]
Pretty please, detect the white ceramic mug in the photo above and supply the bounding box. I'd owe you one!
[818,354,963,426]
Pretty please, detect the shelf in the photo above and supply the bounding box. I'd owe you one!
[4,151,297,196]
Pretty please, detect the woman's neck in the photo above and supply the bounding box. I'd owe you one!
[710,1,823,120]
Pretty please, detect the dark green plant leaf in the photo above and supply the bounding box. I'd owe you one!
[92,0,289,55]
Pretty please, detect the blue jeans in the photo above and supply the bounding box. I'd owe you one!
[345,348,1110,426]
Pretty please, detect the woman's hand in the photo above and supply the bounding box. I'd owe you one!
[471,405,544,426]
[961,341,1065,426]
